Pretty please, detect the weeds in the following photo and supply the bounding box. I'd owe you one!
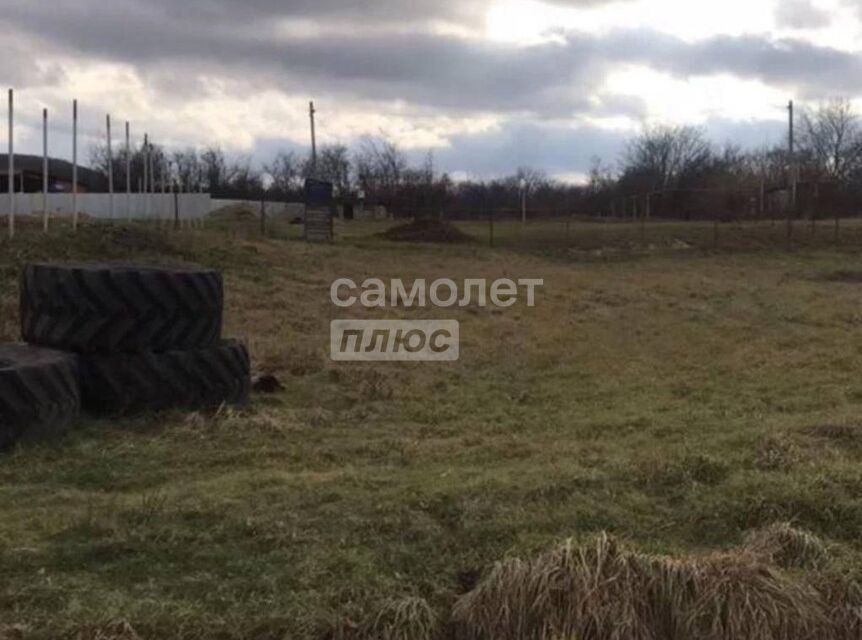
[452,532,838,640]
[754,434,802,471]
[743,522,832,570]
[359,597,438,640]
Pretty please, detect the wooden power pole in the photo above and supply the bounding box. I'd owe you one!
[309,101,317,177]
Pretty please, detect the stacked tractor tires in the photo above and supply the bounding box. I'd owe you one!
[0,344,80,450]
[0,262,250,451]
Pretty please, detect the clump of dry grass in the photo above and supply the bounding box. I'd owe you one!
[451,533,835,640]
[809,573,862,640]
[358,597,439,640]
[803,423,862,443]
[638,453,730,488]
[754,434,802,471]
[73,620,141,640]
[743,522,832,570]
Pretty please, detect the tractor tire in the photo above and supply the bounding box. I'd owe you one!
[20,262,223,353]
[80,340,250,415]
[0,344,81,451]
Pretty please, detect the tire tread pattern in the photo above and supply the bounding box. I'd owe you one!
[0,345,81,450]
[80,340,250,415]
[20,263,223,353]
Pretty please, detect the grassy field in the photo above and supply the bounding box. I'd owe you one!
[3,215,862,638]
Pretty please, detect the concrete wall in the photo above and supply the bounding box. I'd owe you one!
[8,193,212,220]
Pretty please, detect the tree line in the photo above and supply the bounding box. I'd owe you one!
[89,98,862,220]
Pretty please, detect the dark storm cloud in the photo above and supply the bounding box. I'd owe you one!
[621,32,862,97]
[1,0,853,176]
[5,0,860,117]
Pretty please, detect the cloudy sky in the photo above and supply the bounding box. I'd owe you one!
[1,0,860,181]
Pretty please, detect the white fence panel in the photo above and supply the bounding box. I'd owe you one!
[9,193,212,220]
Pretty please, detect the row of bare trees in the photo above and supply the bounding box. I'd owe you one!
[593,98,862,219]
[88,98,862,219]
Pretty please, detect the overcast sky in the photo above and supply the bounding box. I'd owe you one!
[0,0,859,181]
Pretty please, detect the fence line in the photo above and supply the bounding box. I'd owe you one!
[8,193,211,220]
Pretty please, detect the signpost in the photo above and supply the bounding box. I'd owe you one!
[304,178,333,242]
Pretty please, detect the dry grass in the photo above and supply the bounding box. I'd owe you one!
[5,220,862,637]
[358,597,438,640]
[809,574,862,640]
[817,270,862,283]
[753,434,803,472]
[451,532,851,640]
[73,621,141,640]
[743,523,832,570]
[803,423,862,443]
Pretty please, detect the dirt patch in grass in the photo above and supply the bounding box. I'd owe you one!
[377,219,475,244]
[208,203,258,221]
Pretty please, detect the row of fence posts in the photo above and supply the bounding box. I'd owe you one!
[4,88,206,239]
[483,204,848,251]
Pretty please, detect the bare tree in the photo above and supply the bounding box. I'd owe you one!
[225,156,262,192]
[801,98,862,182]
[172,148,201,191]
[623,125,712,190]
[513,166,547,192]
[89,140,165,192]
[200,146,228,192]
[354,137,408,203]
[303,144,351,196]
[264,151,302,194]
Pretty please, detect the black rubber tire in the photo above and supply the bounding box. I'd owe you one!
[20,262,223,353]
[0,344,81,451]
[80,340,251,415]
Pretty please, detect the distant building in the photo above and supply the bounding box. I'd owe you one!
[0,154,108,194]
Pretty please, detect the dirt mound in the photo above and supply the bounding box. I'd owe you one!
[208,204,257,221]
[378,219,474,244]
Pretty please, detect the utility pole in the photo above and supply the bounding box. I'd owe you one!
[520,178,527,224]
[42,108,48,232]
[106,114,114,220]
[788,100,795,157]
[72,99,78,231]
[7,89,13,239]
[148,141,155,219]
[125,121,131,221]
[173,182,179,231]
[789,100,797,214]
[143,134,149,219]
[309,100,317,177]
